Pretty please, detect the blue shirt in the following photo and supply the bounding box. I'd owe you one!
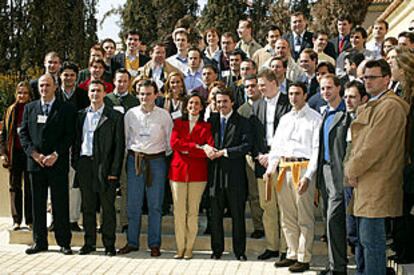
[323,100,345,162]
[184,70,203,93]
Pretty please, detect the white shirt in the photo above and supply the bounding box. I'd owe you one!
[81,105,104,156]
[167,54,188,74]
[265,92,280,146]
[267,104,322,180]
[124,105,173,155]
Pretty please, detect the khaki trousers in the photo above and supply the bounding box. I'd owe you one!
[170,181,207,253]
[245,155,264,231]
[257,177,287,252]
[278,169,315,263]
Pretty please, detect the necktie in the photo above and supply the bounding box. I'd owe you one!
[295,35,301,47]
[339,37,345,53]
[43,103,49,116]
[220,117,226,144]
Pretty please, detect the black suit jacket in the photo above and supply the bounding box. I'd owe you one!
[111,52,150,75]
[251,93,291,177]
[19,99,76,172]
[307,76,319,99]
[72,106,125,189]
[316,108,351,190]
[208,112,251,198]
[329,35,352,59]
[283,31,314,61]
[56,87,90,111]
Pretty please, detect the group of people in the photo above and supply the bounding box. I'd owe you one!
[1,10,414,275]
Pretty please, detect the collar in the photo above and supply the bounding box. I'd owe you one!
[175,54,188,63]
[294,30,306,39]
[326,100,345,114]
[41,96,56,106]
[292,103,310,117]
[264,91,280,105]
[369,90,388,102]
[87,104,105,115]
[220,110,233,121]
[114,91,128,98]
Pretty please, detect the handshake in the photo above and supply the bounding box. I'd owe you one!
[198,144,225,160]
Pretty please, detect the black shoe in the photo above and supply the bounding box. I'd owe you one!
[236,254,247,261]
[121,225,128,233]
[210,253,222,260]
[25,244,48,255]
[274,258,297,268]
[280,252,287,261]
[258,249,279,260]
[105,247,116,256]
[79,245,96,255]
[288,261,310,273]
[250,230,265,239]
[60,246,73,255]
[203,226,211,235]
[70,222,82,232]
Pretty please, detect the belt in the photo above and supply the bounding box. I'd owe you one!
[80,155,93,160]
[128,150,165,186]
[276,159,309,192]
[281,157,309,163]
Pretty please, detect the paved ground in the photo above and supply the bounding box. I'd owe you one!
[0,218,329,275]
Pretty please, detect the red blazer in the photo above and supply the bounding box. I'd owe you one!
[169,118,214,182]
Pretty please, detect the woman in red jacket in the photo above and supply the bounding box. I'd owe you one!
[169,93,214,260]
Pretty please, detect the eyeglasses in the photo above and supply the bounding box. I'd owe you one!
[362,75,385,81]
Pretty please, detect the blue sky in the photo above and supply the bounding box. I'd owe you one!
[97,0,208,41]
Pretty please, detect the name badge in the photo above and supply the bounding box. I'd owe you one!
[37,115,47,124]
[171,110,182,120]
[140,127,151,137]
[113,106,125,114]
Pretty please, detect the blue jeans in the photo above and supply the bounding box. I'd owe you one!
[126,154,166,248]
[356,217,386,275]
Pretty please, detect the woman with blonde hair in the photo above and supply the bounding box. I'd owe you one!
[0,81,32,230]
[162,72,187,119]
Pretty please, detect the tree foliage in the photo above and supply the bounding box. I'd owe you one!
[311,0,370,34]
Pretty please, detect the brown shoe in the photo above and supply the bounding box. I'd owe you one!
[117,244,138,255]
[150,246,161,257]
[274,258,297,268]
[288,261,310,273]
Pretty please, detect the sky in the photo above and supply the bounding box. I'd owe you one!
[97,0,208,41]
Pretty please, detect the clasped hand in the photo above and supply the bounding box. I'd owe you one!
[202,144,225,160]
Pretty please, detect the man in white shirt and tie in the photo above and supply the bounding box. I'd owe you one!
[265,82,322,273]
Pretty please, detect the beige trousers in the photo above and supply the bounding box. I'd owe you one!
[257,177,287,252]
[170,181,207,253]
[277,169,315,263]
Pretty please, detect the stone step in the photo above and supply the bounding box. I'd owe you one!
[9,229,329,255]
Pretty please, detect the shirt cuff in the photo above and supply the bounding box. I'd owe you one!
[223,149,228,158]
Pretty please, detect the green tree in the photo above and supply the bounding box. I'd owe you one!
[311,0,370,35]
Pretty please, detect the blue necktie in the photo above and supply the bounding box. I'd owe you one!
[43,104,49,116]
[220,117,226,144]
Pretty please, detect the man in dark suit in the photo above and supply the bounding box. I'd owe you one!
[206,88,251,261]
[72,80,124,256]
[252,69,290,260]
[19,74,76,255]
[104,68,139,232]
[111,30,150,79]
[329,16,353,59]
[283,12,314,61]
[30,52,62,100]
[316,74,348,275]
[298,49,319,98]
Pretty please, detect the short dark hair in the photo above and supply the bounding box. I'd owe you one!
[241,58,257,71]
[115,68,131,80]
[320,74,341,87]
[269,56,288,69]
[289,82,307,95]
[374,19,389,31]
[268,25,282,36]
[124,30,141,40]
[398,31,414,43]
[60,61,79,75]
[243,74,257,82]
[138,79,159,94]
[203,64,218,75]
[344,80,368,99]
[89,79,105,90]
[351,26,368,39]
[89,57,107,69]
[229,48,245,60]
[337,15,352,24]
[300,48,318,63]
[221,32,236,43]
[101,38,116,48]
[344,52,365,67]
[363,59,391,77]
[188,47,202,57]
[214,87,234,102]
[317,61,335,74]
[313,30,329,40]
[181,93,206,122]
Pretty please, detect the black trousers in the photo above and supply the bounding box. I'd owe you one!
[30,168,71,248]
[78,157,116,249]
[9,149,32,225]
[210,187,246,256]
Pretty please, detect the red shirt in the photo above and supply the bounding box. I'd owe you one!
[79,79,114,94]
[169,118,214,182]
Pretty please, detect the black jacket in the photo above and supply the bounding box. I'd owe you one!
[72,105,125,189]
[283,31,314,61]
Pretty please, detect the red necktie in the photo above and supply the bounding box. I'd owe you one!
[339,37,345,53]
